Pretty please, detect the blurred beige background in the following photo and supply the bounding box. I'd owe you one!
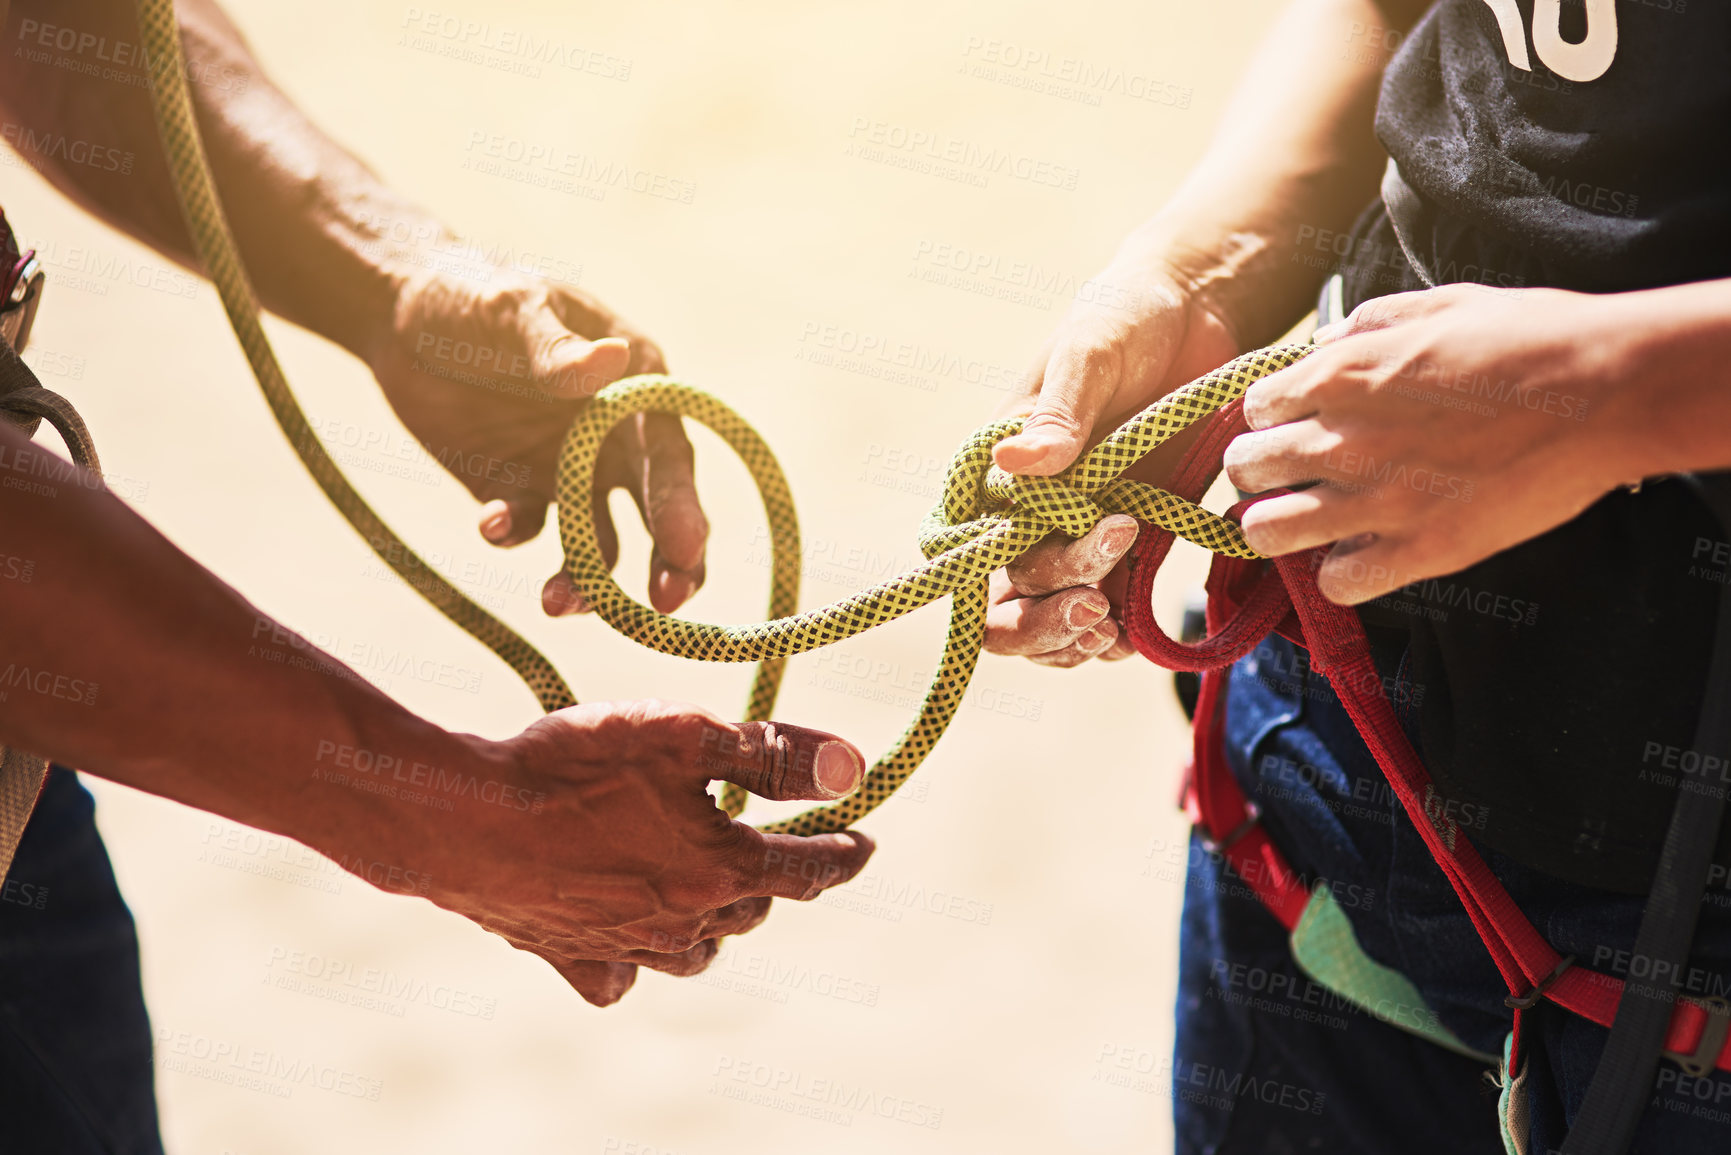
[7,0,1286,1151]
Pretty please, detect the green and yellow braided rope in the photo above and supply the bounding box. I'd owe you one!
[136,0,1311,836]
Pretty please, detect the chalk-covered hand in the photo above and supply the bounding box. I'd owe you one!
[985,255,1240,666]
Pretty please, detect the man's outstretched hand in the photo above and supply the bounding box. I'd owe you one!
[368,268,708,618]
[397,701,875,1008]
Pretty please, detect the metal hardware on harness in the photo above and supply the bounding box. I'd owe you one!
[1664,997,1731,1078]
[1,253,42,352]
[0,304,93,882]
[1504,954,1576,1011]
[1199,800,1261,855]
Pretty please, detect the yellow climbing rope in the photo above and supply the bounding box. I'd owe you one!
[558,354,1309,834]
[135,0,1311,836]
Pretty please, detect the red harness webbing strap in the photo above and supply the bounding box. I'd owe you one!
[1119,426,1731,1076]
[1278,563,1731,1074]
[1187,663,1311,931]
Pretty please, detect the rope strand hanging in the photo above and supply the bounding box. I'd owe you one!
[133,0,1309,835]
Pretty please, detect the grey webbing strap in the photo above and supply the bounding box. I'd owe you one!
[0,337,100,879]
[1558,473,1731,1154]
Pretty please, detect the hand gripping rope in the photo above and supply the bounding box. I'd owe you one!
[136,0,1731,1114]
[135,0,1306,837]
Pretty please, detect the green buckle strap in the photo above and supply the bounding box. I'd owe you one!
[1289,883,1499,1065]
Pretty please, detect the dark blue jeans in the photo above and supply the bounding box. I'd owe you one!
[1174,634,1731,1154]
[0,767,163,1153]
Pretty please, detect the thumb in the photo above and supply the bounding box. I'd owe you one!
[993,340,1122,476]
[532,324,634,400]
[695,721,866,802]
[477,496,550,549]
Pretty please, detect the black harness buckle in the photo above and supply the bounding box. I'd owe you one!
[1664,996,1731,1079]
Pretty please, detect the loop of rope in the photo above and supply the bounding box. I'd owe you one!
[557,347,1312,834]
[135,0,1312,836]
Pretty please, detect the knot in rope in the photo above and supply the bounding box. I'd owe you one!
[134,0,1314,836]
[552,345,1313,833]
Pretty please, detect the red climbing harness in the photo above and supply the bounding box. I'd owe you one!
[1120,395,1731,1079]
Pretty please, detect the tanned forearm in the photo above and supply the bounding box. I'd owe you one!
[0,421,499,855]
[0,0,430,360]
[1119,0,1432,348]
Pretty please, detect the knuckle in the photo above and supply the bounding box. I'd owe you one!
[679,940,720,975]
[645,424,697,471]
[1031,644,1089,669]
[646,928,701,955]
[1344,298,1392,333]
[1020,408,1086,442]
[762,846,848,900]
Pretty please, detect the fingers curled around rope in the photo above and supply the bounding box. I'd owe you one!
[985,573,1119,662]
[1237,487,1368,558]
[562,410,709,617]
[1005,514,1139,596]
[1222,418,1346,496]
[1240,344,1359,432]
[984,514,1137,664]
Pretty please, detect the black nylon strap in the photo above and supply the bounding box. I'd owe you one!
[1558,473,1731,1154]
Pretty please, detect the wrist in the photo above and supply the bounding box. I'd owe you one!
[1591,283,1731,485]
[301,212,425,368]
[1107,218,1269,355]
[297,701,522,895]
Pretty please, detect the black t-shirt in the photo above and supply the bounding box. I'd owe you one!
[1331,0,1731,893]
